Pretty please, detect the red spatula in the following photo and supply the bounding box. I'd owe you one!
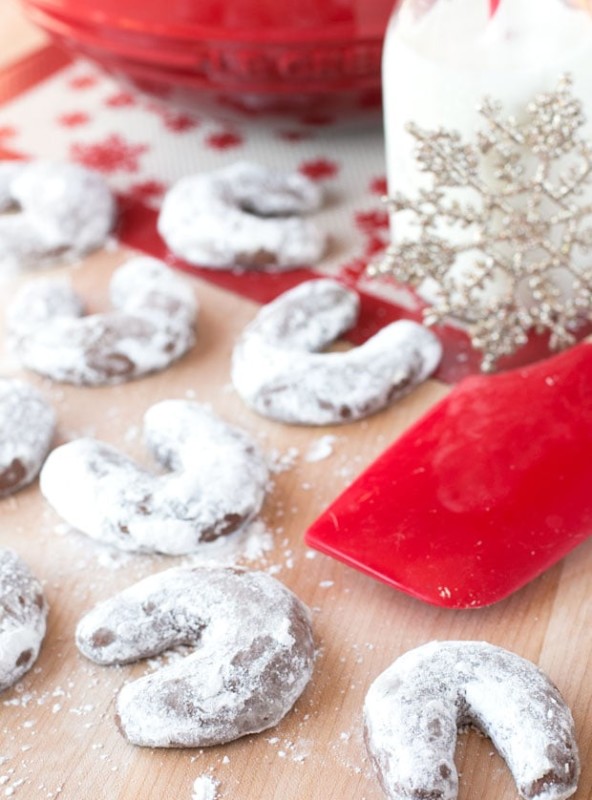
[305,341,592,608]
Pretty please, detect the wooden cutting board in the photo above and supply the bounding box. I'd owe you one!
[0,248,590,800]
[1,10,592,800]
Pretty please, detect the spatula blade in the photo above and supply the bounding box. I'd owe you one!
[305,343,592,608]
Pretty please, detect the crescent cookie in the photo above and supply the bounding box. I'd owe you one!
[157,161,327,270]
[0,379,55,498]
[0,159,115,276]
[0,548,48,692]
[76,566,315,747]
[7,256,197,385]
[40,400,269,555]
[364,641,579,800]
[231,279,442,425]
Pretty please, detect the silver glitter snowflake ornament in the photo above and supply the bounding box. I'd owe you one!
[370,75,592,371]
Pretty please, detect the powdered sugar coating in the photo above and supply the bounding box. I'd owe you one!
[157,161,327,270]
[7,256,197,385]
[232,279,443,425]
[0,160,115,276]
[40,400,269,555]
[364,641,579,800]
[0,162,23,211]
[0,548,48,692]
[0,379,55,497]
[191,775,219,800]
[76,566,315,747]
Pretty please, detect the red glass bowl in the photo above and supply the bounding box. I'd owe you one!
[20,0,396,117]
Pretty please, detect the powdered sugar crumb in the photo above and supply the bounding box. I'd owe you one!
[304,435,337,463]
[268,447,299,473]
[191,775,219,800]
[123,425,139,443]
[52,523,71,538]
[265,735,312,764]
[95,547,134,571]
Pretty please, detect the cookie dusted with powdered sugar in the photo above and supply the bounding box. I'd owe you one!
[157,161,327,270]
[0,160,115,277]
[232,278,442,425]
[0,549,48,691]
[76,566,315,747]
[7,256,197,385]
[364,641,579,800]
[0,379,55,497]
[40,400,269,555]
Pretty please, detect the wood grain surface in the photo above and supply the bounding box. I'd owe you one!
[1,6,592,800]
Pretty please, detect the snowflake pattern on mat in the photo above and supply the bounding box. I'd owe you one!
[144,102,199,133]
[369,176,387,196]
[204,131,243,150]
[299,158,339,181]
[70,133,149,174]
[276,130,311,143]
[161,111,199,134]
[68,75,98,90]
[0,125,16,142]
[354,209,389,236]
[57,112,90,128]
[104,91,137,108]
